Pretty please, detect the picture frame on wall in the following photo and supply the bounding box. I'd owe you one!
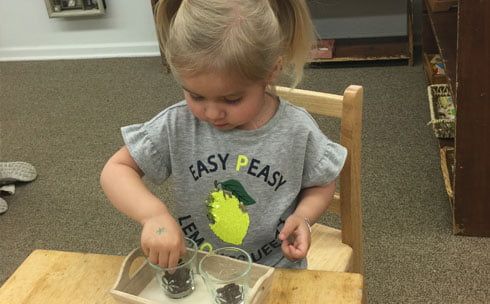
[44,0,106,18]
[60,0,83,10]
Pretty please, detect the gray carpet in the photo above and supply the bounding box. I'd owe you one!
[1,57,489,303]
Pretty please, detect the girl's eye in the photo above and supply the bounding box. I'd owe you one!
[190,95,205,101]
[224,97,242,104]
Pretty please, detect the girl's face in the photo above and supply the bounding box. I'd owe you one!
[180,71,273,131]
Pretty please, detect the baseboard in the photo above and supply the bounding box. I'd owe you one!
[0,42,160,61]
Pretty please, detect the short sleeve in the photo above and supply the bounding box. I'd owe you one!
[302,130,347,188]
[121,113,172,184]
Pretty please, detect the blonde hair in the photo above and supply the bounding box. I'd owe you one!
[154,0,315,87]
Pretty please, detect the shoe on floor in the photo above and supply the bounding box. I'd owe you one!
[0,197,7,214]
[0,184,15,195]
[0,162,37,185]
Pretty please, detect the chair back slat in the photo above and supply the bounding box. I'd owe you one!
[275,86,343,118]
[339,85,364,274]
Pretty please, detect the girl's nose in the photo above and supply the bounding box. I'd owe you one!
[205,105,224,120]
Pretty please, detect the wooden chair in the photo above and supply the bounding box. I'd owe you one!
[275,85,364,275]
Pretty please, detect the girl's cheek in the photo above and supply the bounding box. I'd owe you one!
[187,102,200,118]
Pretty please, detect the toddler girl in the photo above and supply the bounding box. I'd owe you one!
[101,0,346,269]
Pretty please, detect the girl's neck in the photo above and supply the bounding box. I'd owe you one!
[246,92,279,130]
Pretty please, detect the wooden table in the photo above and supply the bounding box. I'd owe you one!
[0,250,363,303]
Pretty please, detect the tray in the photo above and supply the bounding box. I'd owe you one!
[110,248,274,304]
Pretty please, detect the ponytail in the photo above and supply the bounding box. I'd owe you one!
[154,0,182,54]
[269,0,315,87]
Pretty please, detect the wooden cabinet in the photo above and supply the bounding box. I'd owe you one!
[422,0,490,236]
[308,0,414,64]
[150,0,414,65]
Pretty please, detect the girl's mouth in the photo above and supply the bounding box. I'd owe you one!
[212,123,228,128]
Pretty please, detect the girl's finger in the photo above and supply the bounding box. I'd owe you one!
[158,250,170,269]
[180,241,187,255]
[141,243,149,258]
[168,248,180,269]
[290,236,308,259]
[148,248,159,266]
[281,240,293,259]
[279,219,298,241]
[295,230,308,248]
[292,245,305,259]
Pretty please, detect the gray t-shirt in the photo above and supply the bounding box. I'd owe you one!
[122,98,347,268]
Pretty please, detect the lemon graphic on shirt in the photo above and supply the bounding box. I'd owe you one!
[206,180,256,245]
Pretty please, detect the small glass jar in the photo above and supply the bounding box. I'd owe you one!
[199,247,252,304]
[147,237,198,299]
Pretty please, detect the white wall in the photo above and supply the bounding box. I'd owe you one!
[0,0,422,62]
[0,0,160,61]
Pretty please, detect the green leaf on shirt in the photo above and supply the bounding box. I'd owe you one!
[219,179,256,206]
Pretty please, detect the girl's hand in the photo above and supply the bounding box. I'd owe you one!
[140,213,186,269]
[278,214,311,261]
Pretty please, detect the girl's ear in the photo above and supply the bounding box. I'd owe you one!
[267,57,283,84]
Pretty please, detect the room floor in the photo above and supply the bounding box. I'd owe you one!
[1,57,489,303]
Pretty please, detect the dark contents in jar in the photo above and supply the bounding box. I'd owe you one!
[216,283,244,304]
[161,260,192,295]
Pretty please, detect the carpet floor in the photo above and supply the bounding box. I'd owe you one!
[1,56,489,303]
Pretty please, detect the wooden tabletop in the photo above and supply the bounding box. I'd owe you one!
[0,250,363,304]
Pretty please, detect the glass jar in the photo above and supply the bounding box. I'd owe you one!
[147,237,198,299]
[199,247,252,304]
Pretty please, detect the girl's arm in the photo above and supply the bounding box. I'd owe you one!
[294,180,336,225]
[279,181,336,261]
[100,146,167,221]
[100,146,185,268]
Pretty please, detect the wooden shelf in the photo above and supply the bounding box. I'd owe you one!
[424,0,457,93]
[427,0,458,12]
[440,146,455,207]
[310,37,411,64]
[422,52,448,84]
[309,0,414,65]
[423,0,490,236]
[438,138,454,149]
